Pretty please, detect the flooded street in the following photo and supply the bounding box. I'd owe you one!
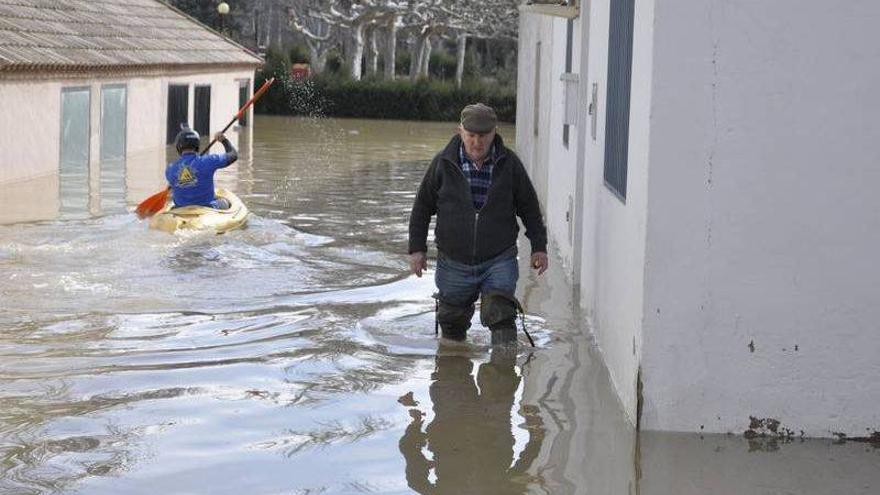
[0,117,877,494]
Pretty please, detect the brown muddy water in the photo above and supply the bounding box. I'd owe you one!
[0,117,877,494]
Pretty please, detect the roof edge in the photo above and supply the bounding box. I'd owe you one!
[0,62,262,81]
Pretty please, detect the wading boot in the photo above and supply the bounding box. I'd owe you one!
[437,300,474,341]
[480,291,522,347]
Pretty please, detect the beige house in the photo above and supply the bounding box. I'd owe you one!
[0,0,262,222]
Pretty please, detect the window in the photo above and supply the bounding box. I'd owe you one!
[100,84,127,212]
[60,87,91,216]
[101,85,126,161]
[238,80,251,127]
[194,85,211,137]
[604,0,636,201]
[166,84,189,144]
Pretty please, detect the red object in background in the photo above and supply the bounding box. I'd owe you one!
[291,63,311,80]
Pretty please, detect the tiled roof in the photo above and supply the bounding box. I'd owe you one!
[0,0,262,72]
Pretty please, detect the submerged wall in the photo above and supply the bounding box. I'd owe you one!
[517,1,656,425]
[641,0,880,437]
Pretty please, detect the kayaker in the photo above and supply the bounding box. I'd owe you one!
[408,103,549,346]
[166,126,238,209]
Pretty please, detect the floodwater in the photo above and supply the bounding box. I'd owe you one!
[0,116,877,494]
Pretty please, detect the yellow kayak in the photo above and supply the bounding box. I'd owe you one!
[149,188,249,234]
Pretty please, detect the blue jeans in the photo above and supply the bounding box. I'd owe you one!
[435,247,519,308]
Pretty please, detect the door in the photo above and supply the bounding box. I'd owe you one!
[166,84,189,144]
[60,87,91,216]
[238,80,250,127]
[194,85,211,137]
[100,84,127,211]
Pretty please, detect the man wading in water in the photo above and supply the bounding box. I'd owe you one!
[408,103,548,346]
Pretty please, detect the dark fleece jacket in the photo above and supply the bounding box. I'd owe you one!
[408,134,547,265]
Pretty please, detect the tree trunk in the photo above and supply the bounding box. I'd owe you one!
[409,35,424,82]
[383,18,397,80]
[308,43,328,74]
[455,33,467,88]
[419,36,432,78]
[265,2,274,48]
[365,28,379,77]
[347,24,366,80]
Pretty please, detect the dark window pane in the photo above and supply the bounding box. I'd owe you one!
[604,0,635,200]
[194,85,211,137]
[238,80,250,127]
[167,84,189,144]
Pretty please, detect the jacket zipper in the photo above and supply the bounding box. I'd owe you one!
[444,150,507,264]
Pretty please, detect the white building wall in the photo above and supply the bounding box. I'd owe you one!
[641,0,880,437]
[515,14,555,205]
[574,0,655,424]
[544,18,582,272]
[0,81,61,183]
[517,2,655,425]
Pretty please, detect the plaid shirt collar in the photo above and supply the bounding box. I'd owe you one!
[458,144,496,173]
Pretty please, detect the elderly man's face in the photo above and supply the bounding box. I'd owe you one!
[459,126,496,162]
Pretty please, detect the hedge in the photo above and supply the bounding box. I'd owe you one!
[254,71,515,123]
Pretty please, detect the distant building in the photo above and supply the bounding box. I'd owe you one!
[0,0,262,221]
[517,0,879,438]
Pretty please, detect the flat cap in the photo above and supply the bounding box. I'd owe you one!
[460,103,497,133]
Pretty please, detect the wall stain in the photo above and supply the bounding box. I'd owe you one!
[833,430,880,448]
[744,416,799,452]
[748,340,755,353]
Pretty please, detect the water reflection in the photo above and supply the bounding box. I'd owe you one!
[399,349,544,494]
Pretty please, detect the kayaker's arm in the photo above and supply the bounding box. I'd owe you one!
[214,133,238,167]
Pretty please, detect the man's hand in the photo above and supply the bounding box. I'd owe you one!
[531,252,549,276]
[410,252,428,277]
[214,132,226,142]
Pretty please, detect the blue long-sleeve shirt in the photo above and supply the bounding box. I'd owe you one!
[165,139,237,207]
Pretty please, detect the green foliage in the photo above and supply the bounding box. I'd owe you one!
[253,48,291,115]
[429,51,458,80]
[256,74,516,123]
[166,0,240,36]
[289,45,310,64]
[395,51,411,76]
[325,51,344,74]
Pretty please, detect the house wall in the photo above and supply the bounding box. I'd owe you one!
[574,0,655,424]
[515,13,556,207]
[543,19,582,272]
[517,1,656,425]
[1,69,255,220]
[641,0,880,436]
[0,81,60,184]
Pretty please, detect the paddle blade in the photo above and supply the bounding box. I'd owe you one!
[135,188,170,219]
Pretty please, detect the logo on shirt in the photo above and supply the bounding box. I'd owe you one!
[177,166,198,188]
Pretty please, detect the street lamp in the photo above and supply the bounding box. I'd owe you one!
[217,2,229,33]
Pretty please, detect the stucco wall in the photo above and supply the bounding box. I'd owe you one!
[515,13,556,208]
[575,0,655,424]
[517,2,656,425]
[641,0,880,437]
[543,18,582,272]
[0,81,61,183]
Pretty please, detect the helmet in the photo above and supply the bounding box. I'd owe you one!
[175,126,200,154]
